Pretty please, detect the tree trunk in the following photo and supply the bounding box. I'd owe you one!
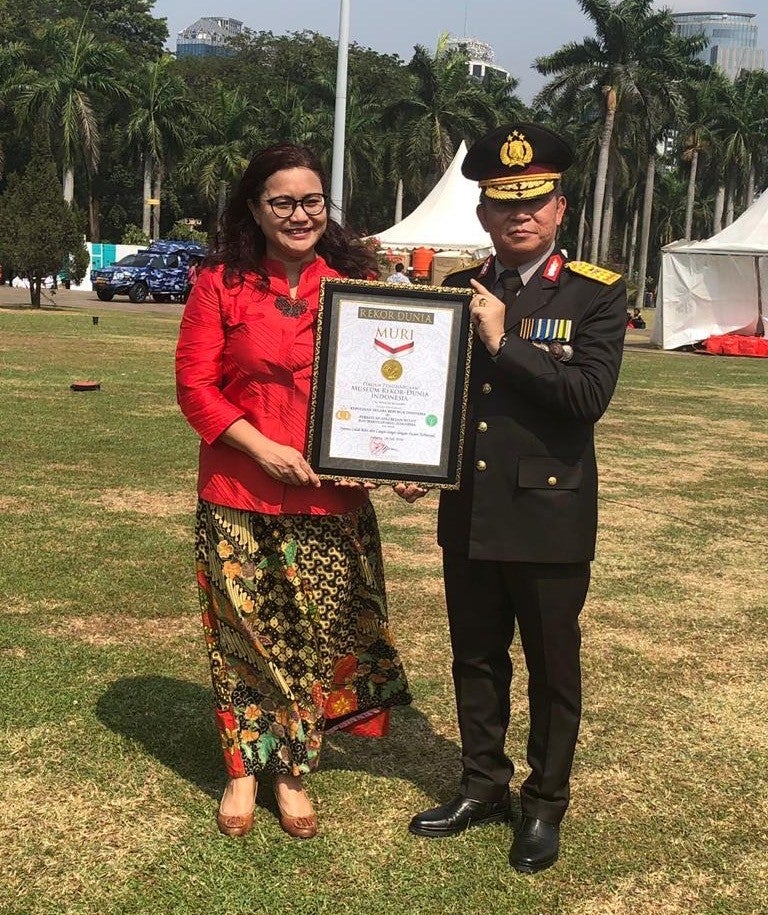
[635,154,656,309]
[712,184,725,233]
[30,274,42,308]
[142,153,152,237]
[63,166,74,204]
[89,195,100,242]
[599,153,616,263]
[621,218,629,262]
[724,167,735,226]
[151,165,164,239]
[627,206,639,281]
[683,148,698,241]
[576,199,587,261]
[395,178,403,223]
[746,162,755,208]
[590,85,617,262]
[217,180,228,220]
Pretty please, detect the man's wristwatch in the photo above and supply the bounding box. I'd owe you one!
[494,333,508,356]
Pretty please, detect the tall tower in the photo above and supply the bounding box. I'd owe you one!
[176,17,243,58]
[671,11,765,79]
[445,37,510,81]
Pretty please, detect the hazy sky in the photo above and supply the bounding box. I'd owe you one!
[151,0,765,102]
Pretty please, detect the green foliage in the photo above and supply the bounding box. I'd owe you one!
[0,153,87,306]
[121,223,150,245]
[166,220,207,244]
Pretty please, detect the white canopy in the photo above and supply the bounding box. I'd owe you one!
[652,190,768,349]
[374,141,492,252]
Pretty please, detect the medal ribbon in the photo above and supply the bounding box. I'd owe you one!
[374,340,415,355]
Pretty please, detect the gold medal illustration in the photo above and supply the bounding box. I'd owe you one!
[381,359,403,381]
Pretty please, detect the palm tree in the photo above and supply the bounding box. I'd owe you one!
[385,35,494,199]
[11,17,127,206]
[677,68,726,240]
[713,69,768,223]
[127,55,190,238]
[535,0,706,264]
[180,83,259,224]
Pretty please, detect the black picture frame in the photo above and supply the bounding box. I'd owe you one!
[307,278,473,488]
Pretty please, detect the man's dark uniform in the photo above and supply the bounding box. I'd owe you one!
[438,250,626,824]
[409,123,627,870]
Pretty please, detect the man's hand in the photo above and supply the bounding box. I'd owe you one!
[469,279,506,356]
[393,482,429,503]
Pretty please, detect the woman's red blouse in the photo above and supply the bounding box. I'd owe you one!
[176,256,367,515]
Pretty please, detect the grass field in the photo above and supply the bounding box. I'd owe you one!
[1,299,766,915]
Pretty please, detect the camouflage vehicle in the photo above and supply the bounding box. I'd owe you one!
[90,240,207,303]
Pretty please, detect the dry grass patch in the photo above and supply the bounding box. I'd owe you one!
[1,763,187,904]
[383,541,441,572]
[3,597,72,616]
[40,613,201,647]
[568,870,743,915]
[95,487,195,517]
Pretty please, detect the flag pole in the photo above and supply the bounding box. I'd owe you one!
[330,0,350,226]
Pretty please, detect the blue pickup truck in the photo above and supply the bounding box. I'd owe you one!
[90,240,207,303]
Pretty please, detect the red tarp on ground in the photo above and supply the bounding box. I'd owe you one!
[701,334,768,357]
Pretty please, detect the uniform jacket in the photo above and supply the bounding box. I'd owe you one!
[438,254,626,562]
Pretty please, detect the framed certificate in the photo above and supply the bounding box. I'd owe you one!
[307,278,473,488]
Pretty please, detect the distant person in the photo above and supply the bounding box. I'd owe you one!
[386,262,412,285]
[629,307,646,329]
[175,143,411,841]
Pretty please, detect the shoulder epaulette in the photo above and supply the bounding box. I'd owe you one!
[565,261,622,285]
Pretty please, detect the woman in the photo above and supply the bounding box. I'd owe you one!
[176,144,411,840]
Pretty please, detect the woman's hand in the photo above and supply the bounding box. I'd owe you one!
[253,441,322,487]
[469,278,506,356]
[393,482,429,503]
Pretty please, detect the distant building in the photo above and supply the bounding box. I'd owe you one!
[671,11,765,80]
[176,17,243,58]
[446,37,510,81]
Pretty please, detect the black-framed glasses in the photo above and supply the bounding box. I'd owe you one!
[264,194,328,218]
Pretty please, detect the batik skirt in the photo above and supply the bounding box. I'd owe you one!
[195,498,412,778]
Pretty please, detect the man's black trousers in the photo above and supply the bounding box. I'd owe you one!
[443,552,591,824]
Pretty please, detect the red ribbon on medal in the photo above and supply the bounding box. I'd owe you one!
[374,339,415,355]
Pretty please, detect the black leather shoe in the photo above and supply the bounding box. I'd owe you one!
[409,793,511,838]
[509,816,560,873]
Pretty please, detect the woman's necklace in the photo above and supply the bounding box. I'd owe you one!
[274,294,309,317]
[273,265,310,317]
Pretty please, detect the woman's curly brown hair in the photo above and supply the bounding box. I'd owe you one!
[207,144,378,287]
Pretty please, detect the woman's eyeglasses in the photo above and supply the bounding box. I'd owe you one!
[264,194,328,217]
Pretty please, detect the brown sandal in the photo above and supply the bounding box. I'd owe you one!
[217,778,257,838]
[274,777,318,839]
[217,809,254,838]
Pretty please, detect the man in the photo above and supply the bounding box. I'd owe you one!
[386,261,412,284]
[400,123,626,872]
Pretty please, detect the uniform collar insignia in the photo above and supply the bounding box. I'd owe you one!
[542,253,564,283]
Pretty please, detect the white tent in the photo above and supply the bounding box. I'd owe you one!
[373,141,492,252]
[652,190,768,349]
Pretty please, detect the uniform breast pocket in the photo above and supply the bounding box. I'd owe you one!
[517,457,582,491]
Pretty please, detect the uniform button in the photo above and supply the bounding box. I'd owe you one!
[476,460,487,471]
[477,421,488,433]
[547,476,558,486]
[481,383,492,394]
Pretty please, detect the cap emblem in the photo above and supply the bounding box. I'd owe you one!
[500,131,533,169]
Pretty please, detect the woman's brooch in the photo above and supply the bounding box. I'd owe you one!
[274,295,309,318]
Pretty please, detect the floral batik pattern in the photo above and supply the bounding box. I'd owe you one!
[195,499,411,778]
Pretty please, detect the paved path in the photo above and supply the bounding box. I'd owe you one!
[0,286,184,318]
